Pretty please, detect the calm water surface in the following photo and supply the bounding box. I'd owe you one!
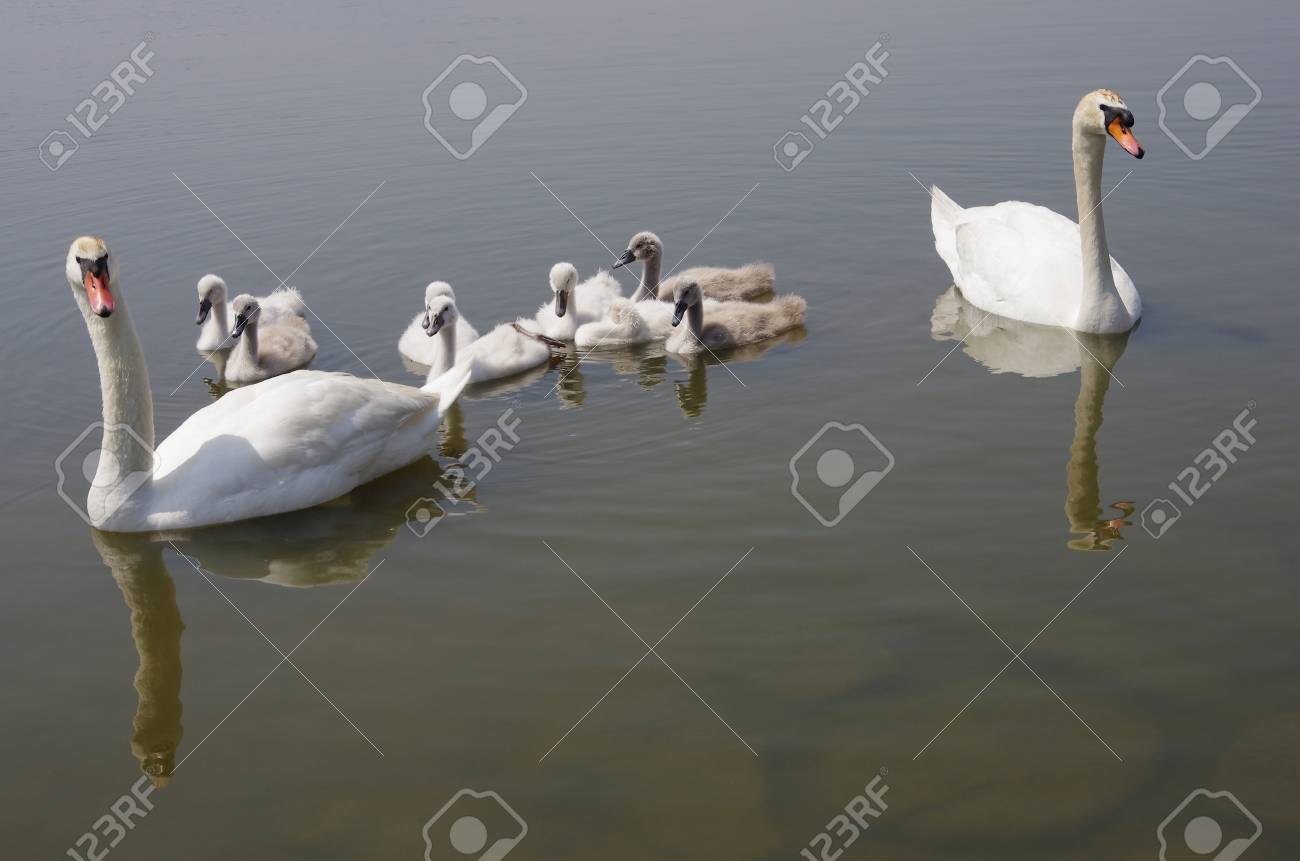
[2,0,1298,858]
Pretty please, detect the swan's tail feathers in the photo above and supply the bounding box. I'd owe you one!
[775,294,808,326]
[424,362,473,412]
[265,285,308,318]
[511,321,566,350]
[741,262,776,295]
[929,185,964,283]
[607,298,639,326]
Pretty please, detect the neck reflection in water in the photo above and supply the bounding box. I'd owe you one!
[930,286,1133,550]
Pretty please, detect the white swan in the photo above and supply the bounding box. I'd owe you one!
[930,89,1145,334]
[398,281,480,366]
[664,281,807,355]
[195,275,306,353]
[65,237,470,532]
[224,292,318,383]
[420,290,558,384]
[530,262,622,341]
[612,231,775,302]
[573,293,725,348]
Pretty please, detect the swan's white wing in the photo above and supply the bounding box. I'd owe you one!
[940,196,1139,328]
[259,286,307,322]
[574,271,621,322]
[147,371,443,528]
[462,323,551,383]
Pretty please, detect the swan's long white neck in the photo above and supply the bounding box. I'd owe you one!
[201,299,229,348]
[1071,129,1125,331]
[235,317,260,365]
[632,255,661,303]
[75,284,156,480]
[427,323,457,381]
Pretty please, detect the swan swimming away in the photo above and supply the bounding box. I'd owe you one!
[529,262,622,341]
[664,281,807,355]
[612,231,775,302]
[929,89,1145,334]
[65,236,470,532]
[194,275,305,354]
[398,281,480,366]
[224,292,319,383]
[420,289,559,384]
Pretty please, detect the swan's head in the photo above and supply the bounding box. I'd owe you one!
[549,262,578,317]
[1076,89,1144,159]
[613,231,662,269]
[423,294,458,336]
[195,274,227,325]
[66,236,116,318]
[229,294,260,338]
[424,280,455,306]
[671,281,703,326]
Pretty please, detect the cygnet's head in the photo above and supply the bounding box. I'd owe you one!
[423,293,458,336]
[66,236,117,318]
[1074,89,1143,158]
[230,294,261,338]
[549,262,578,317]
[613,231,662,269]
[424,280,455,307]
[196,274,227,324]
[671,281,703,326]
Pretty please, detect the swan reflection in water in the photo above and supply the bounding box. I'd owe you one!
[92,531,184,786]
[83,404,488,782]
[562,328,805,417]
[931,286,1133,550]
